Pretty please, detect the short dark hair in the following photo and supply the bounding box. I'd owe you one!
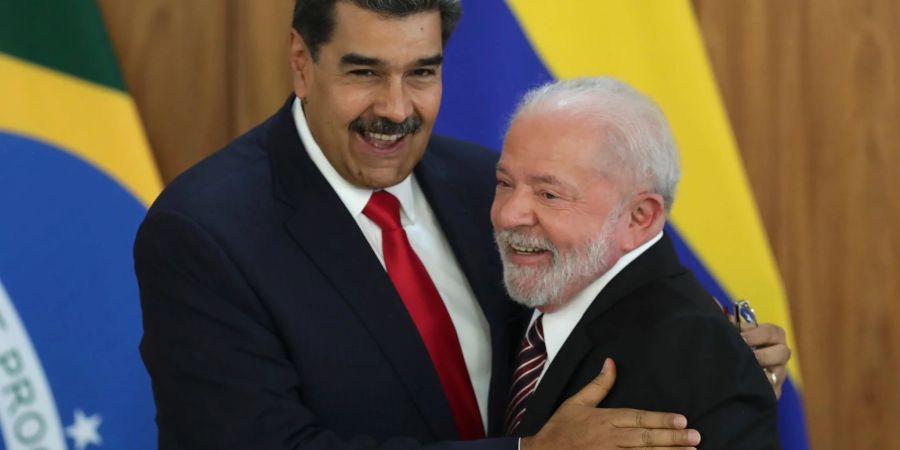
[293,0,462,60]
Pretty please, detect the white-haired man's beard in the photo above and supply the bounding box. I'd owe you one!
[494,209,622,309]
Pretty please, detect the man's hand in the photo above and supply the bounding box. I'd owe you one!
[520,359,701,450]
[742,322,791,399]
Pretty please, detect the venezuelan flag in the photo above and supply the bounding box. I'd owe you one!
[438,1,809,448]
[0,1,159,449]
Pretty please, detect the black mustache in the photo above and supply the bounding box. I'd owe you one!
[349,116,422,136]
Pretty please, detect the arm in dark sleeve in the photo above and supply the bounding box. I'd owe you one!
[134,210,516,450]
[652,317,780,450]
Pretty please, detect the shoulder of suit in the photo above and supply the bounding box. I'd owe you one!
[148,117,275,219]
[640,281,748,350]
[611,276,730,332]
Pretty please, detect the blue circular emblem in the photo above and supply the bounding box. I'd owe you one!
[0,132,155,450]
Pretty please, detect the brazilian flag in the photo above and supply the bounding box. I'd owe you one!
[0,1,159,449]
[438,1,810,448]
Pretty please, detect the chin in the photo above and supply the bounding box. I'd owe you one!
[509,293,557,310]
[364,174,408,189]
[346,164,407,188]
[502,267,564,309]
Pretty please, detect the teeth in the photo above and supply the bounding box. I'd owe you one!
[366,132,403,142]
[511,244,544,254]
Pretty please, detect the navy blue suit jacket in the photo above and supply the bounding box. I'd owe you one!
[135,99,525,449]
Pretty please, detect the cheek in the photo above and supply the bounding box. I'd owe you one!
[328,85,376,123]
[412,87,442,123]
[540,212,597,248]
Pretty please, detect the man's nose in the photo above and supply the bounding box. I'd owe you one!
[492,188,537,230]
[374,77,413,124]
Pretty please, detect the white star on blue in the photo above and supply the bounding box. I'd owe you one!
[65,409,103,450]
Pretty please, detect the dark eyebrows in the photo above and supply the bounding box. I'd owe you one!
[340,53,382,67]
[338,53,443,68]
[417,54,444,67]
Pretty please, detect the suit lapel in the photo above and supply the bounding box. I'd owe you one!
[266,99,458,439]
[413,147,499,309]
[517,235,686,435]
[414,148,521,435]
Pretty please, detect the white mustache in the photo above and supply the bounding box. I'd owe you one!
[494,229,558,260]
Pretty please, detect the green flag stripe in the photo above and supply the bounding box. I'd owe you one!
[0,0,125,91]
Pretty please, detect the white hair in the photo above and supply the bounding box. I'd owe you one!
[510,76,681,212]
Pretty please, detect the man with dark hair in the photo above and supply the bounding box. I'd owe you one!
[292,0,463,56]
[135,1,790,449]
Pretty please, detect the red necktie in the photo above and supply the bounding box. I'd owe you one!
[363,191,485,440]
[505,314,546,435]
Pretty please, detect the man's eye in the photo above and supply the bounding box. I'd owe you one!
[412,68,436,77]
[349,69,376,77]
[540,191,559,200]
[496,179,511,188]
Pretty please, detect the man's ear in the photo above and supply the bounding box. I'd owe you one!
[622,192,666,251]
[289,30,313,99]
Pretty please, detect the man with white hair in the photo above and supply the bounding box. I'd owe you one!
[493,77,779,449]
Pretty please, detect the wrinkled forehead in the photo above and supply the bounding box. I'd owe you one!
[326,3,443,61]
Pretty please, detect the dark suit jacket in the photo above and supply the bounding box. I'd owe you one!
[134,99,523,449]
[515,235,779,449]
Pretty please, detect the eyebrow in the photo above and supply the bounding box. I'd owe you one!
[339,53,444,68]
[340,53,382,67]
[417,54,444,66]
[497,165,574,189]
[529,174,566,186]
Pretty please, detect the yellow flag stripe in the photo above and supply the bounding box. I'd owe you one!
[0,53,161,206]
[505,0,801,383]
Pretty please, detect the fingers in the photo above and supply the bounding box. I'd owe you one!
[745,323,791,370]
[608,409,688,430]
[611,427,701,447]
[565,358,616,407]
[768,365,786,399]
[741,322,786,348]
[742,323,790,399]
[531,368,701,450]
[538,358,700,449]
[752,343,791,368]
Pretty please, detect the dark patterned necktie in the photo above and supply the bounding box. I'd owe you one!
[505,314,546,435]
[363,190,484,439]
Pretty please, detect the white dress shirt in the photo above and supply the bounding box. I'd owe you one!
[292,99,492,430]
[533,232,664,384]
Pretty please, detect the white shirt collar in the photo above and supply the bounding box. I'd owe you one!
[292,98,417,222]
[539,231,665,365]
